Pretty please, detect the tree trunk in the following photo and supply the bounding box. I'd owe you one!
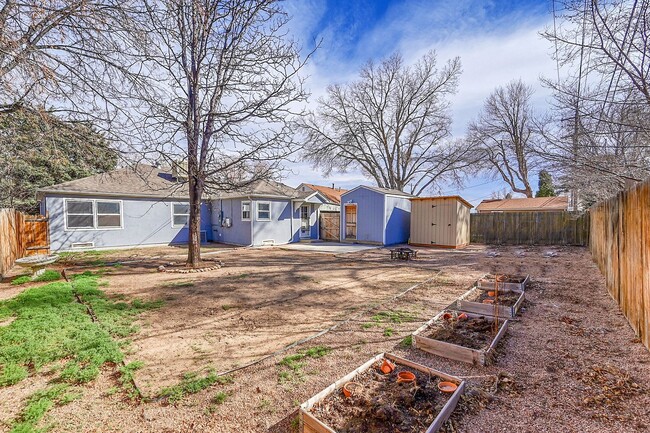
[187,174,203,267]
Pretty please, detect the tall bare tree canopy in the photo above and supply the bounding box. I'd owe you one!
[541,0,650,204]
[0,1,133,116]
[300,51,473,195]
[467,79,538,198]
[129,0,310,265]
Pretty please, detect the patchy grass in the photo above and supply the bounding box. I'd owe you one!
[278,346,332,383]
[10,384,81,433]
[10,276,32,286]
[400,335,413,347]
[371,310,414,324]
[164,280,195,288]
[119,361,145,400]
[33,270,61,283]
[0,273,163,431]
[383,328,394,337]
[213,391,228,405]
[159,370,233,403]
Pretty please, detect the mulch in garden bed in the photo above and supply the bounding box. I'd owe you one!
[310,360,452,433]
[472,290,521,307]
[426,316,502,350]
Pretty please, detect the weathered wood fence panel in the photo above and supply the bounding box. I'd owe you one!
[470,211,590,245]
[590,180,650,351]
[319,212,340,241]
[0,209,50,277]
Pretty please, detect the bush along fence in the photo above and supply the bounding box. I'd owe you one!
[590,179,650,351]
[470,211,590,246]
[0,209,50,277]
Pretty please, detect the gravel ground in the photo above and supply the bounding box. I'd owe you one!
[1,245,649,432]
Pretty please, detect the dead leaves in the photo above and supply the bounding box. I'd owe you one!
[578,364,642,421]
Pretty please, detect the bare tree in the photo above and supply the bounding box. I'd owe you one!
[467,80,538,198]
[540,0,650,204]
[0,1,139,118]
[299,51,474,195]
[129,0,310,266]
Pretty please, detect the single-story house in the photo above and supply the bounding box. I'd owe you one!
[476,196,569,213]
[38,165,329,251]
[340,186,413,245]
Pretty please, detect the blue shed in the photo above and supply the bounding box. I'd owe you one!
[340,186,413,245]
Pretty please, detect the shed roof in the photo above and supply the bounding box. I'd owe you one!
[410,195,473,208]
[38,165,304,200]
[476,196,569,212]
[342,185,414,197]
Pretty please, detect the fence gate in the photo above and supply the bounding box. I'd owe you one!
[24,215,50,255]
[0,209,50,277]
[319,211,340,241]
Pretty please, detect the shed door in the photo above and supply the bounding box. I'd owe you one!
[344,205,357,240]
[300,205,310,238]
[430,201,454,246]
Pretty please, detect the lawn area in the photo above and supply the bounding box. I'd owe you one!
[0,245,648,432]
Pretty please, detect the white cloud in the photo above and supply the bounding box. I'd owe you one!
[282,1,556,199]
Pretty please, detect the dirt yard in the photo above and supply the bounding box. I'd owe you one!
[1,244,649,432]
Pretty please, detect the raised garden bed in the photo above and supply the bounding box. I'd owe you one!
[412,311,509,365]
[477,274,529,291]
[300,353,465,433]
[456,286,525,319]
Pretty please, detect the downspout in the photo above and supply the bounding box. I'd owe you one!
[248,196,254,247]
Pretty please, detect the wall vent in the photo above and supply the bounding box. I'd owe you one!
[71,242,95,249]
[200,230,208,243]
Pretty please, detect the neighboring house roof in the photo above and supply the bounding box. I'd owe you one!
[411,195,474,208]
[38,165,312,201]
[299,183,348,204]
[476,196,569,212]
[342,185,415,198]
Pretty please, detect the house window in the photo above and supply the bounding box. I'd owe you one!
[256,201,271,221]
[241,201,251,221]
[172,203,190,227]
[96,201,121,228]
[65,199,122,230]
[66,200,94,229]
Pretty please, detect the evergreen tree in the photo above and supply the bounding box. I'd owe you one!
[0,106,117,213]
[536,170,556,197]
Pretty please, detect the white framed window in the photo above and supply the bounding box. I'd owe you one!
[96,200,122,228]
[65,199,123,230]
[256,201,271,221]
[66,200,95,229]
[172,203,190,228]
[241,201,251,221]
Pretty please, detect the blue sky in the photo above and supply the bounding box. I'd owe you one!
[283,0,559,206]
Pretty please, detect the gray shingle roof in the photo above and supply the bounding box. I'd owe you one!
[38,165,304,200]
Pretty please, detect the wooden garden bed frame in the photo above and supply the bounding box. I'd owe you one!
[477,274,529,291]
[412,311,509,365]
[456,286,525,319]
[299,353,466,433]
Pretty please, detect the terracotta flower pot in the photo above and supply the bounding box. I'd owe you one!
[458,313,469,321]
[342,382,359,398]
[438,381,458,393]
[487,291,496,297]
[396,371,416,384]
[380,359,396,374]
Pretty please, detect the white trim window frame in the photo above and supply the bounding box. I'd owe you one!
[256,201,271,221]
[64,198,123,231]
[241,200,251,221]
[96,200,123,229]
[171,202,191,228]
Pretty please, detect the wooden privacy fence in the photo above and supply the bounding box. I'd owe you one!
[470,211,590,246]
[590,180,650,351]
[0,209,50,277]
